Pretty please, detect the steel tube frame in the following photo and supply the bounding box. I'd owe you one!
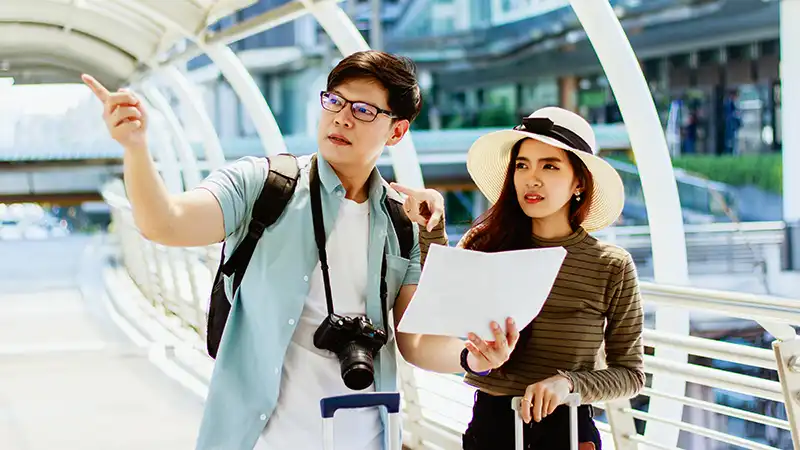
[568,0,691,446]
[158,66,227,170]
[118,0,288,157]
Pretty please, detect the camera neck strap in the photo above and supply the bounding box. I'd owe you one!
[309,156,390,334]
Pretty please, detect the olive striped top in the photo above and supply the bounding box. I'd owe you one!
[419,222,645,404]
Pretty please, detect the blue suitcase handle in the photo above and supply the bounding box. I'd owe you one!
[320,392,401,418]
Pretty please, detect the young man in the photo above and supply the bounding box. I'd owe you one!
[83,51,518,450]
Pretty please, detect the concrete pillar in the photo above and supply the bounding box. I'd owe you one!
[559,75,578,112]
[370,0,383,50]
[782,0,800,270]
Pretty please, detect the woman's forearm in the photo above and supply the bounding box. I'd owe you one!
[559,366,645,404]
[399,333,475,374]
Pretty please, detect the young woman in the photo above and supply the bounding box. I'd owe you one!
[395,107,645,450]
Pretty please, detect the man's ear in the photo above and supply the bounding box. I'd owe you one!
[385,119,410,147]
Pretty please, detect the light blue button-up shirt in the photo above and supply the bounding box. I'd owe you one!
[195,153,421,450]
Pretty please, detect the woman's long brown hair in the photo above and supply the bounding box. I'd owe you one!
[463,138,595,253]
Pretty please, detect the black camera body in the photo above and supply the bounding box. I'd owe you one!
[314,313,388,391]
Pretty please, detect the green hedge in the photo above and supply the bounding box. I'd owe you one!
[670,154,783,194]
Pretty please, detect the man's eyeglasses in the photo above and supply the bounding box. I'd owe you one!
[320,91,397,123]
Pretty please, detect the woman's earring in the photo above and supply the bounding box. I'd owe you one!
[575,192,581,202]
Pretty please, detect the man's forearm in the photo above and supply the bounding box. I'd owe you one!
[123,145,176,239]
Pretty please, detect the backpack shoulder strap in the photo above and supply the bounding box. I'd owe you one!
[250,153,300,228]
[384,196,414,260]
[221,153,300,290]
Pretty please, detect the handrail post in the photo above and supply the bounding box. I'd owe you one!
[604,398,640,448]
[397,361,424,449]
[764,243,782,293]
[772,331,800,450]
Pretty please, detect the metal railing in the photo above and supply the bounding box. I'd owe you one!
[103,186,798,450]
[595,221,787,277]
[447,221,786,281]
[399,281,798,450]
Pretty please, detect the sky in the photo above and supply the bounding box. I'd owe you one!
[0,81,90,115]
[0,81,92,147]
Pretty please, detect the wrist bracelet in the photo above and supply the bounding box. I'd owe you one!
[460,348,491,376]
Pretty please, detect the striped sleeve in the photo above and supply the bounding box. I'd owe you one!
[418,217,449,268]
[560,251,645,403]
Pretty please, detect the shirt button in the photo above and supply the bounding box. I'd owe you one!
[288,319,295,325]
[337,191,343,197]
[260,414,267,421]
[274,368,279,375]
[303,275,309,282]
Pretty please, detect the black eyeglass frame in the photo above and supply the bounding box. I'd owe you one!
[319,91,398,122]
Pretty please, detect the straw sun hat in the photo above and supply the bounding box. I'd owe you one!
[466,106,625,232]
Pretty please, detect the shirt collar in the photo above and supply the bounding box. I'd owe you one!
[316,151,387,201]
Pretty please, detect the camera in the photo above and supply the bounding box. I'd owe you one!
[314,313,388,390]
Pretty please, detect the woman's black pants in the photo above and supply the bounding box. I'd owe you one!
[462,390,603,450]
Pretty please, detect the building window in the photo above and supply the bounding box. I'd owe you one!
[491,0,569,26]
[520,79,559,112]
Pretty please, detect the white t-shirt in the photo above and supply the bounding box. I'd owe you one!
[255,198,382,450]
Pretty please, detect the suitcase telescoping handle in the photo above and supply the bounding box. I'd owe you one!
[320,392,402,450]
[512,393,582,450]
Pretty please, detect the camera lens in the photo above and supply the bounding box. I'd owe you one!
[338,342,375,390]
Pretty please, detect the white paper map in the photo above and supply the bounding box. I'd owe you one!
[397,244,567,342]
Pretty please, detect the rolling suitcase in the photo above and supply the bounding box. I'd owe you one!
[512,393,582,450]
[320,392,402,450]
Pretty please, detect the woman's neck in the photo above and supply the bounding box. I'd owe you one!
[531,216,574,240]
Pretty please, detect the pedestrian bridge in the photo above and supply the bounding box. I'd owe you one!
[102,187,799,450]
[1,0,799,449]
[2,224,797,449]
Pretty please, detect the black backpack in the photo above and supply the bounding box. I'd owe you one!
[206,153,414,358]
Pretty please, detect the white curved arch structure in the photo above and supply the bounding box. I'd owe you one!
[0,0,425,181]
[157,67,228,170]
[0,1,162,58]
[1,0,695,448]
[0,24,138,81]
[141,85,204,189]
[568,1,689,447]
